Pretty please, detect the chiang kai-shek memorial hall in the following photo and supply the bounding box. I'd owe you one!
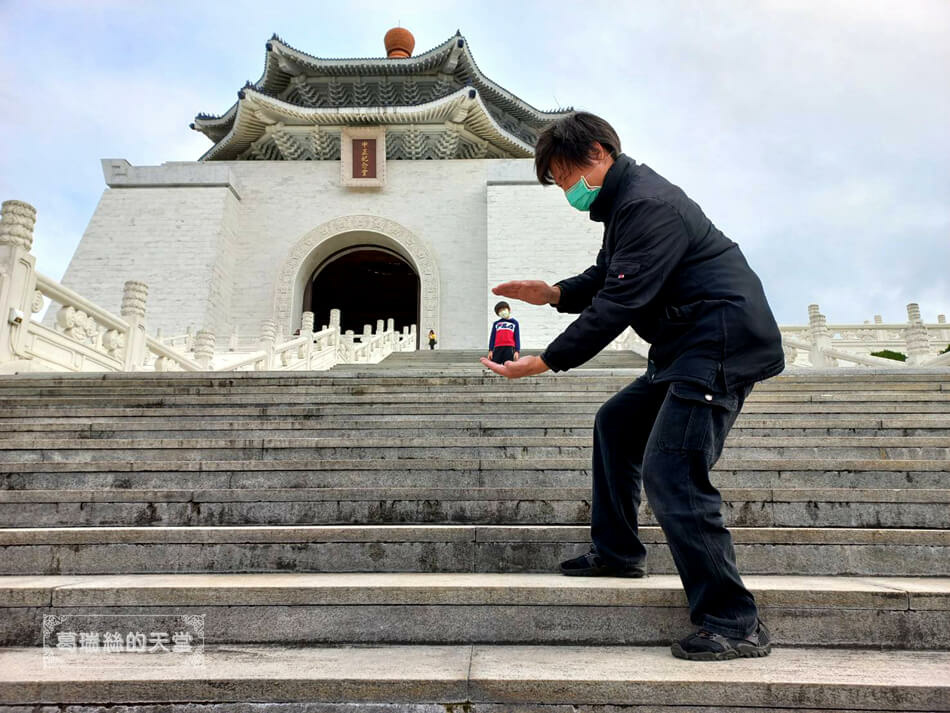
[56,28,605,351]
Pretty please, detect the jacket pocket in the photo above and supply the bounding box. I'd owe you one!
[606,261,641,280]
[664,298,728,323]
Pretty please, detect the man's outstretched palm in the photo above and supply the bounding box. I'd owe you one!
[480,355,549,379]
[492,280,560,306]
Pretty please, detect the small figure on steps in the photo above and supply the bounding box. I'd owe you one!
[487,301,520,365]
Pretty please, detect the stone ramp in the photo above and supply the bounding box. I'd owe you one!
[0,366,947,709]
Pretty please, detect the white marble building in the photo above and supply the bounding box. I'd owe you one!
[57,29,604,351]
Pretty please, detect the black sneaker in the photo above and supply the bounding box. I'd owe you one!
[559,546,646,578]
[671,619,772,661]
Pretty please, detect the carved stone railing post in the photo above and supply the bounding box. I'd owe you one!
[329,309,341,347]
[301,311,315,335]
[360,324,373,361]
[873,314,884,341]
[300,311,315,366]
[119,280,149,371]
[0,200,38,368]
[258,319,276,370]
[386,318,396,349]
[905,303,930,366]
[194,329,216,369]
[807,304,835,367]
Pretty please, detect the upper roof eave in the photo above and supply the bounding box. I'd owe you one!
[200,86,536,161]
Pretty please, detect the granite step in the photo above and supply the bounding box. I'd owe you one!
[0,371,946,392]
[2,400,948,417]
[1,487,947,529]
[0,376,947,395]
[0,643,948,711]
[3,458,947,491]
[3,415,950,439]
[1,435,949,462]
[4,401,950,418]
[0,380,950,408]
[1,573,947,649]
[0,364,944,380]
[0,525,946,576]
[3,411,950,428]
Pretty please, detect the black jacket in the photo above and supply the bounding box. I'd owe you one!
[540,154,785,391]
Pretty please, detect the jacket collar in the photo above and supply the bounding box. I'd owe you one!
[589,153,635,224]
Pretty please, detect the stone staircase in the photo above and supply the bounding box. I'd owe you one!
[0,353,948,711]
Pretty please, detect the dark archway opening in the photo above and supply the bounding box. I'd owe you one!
[306,247,420,338]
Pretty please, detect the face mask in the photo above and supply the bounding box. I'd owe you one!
[498,309,510,319]
[565,175,601,211]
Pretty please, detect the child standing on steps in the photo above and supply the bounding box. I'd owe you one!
[487,301,520,365]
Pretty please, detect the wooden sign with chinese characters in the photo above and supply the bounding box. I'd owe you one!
[353,139,377,179]
[341,127,386,188]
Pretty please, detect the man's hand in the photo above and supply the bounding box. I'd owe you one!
[480,354,549,379]
[492,280,560,306]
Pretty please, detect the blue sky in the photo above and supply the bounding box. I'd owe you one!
[1,0,947,325]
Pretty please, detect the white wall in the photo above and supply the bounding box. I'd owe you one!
[58,184,237,337]
[59,156,602,350]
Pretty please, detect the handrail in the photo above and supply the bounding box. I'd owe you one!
[143,335,203,371]
[926,350,950,367]
[35,273,129,333]
[216,349,268,371]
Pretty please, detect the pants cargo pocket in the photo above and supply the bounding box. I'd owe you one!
[657,382,739,459]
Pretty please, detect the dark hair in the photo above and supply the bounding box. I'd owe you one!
[534,112,622,185]
[494,301,510,314]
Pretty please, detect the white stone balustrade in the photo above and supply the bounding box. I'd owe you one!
[0,199,414,373]
[781,302,950,368]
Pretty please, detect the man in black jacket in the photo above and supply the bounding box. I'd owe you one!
[480,112,784,661]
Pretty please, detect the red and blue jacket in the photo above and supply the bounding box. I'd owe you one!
[489,318,520,351]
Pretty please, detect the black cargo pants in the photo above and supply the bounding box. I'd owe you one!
[590,364,758,638]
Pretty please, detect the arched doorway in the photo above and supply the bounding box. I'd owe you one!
[273,216,440,346]
[304,246,420,336]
